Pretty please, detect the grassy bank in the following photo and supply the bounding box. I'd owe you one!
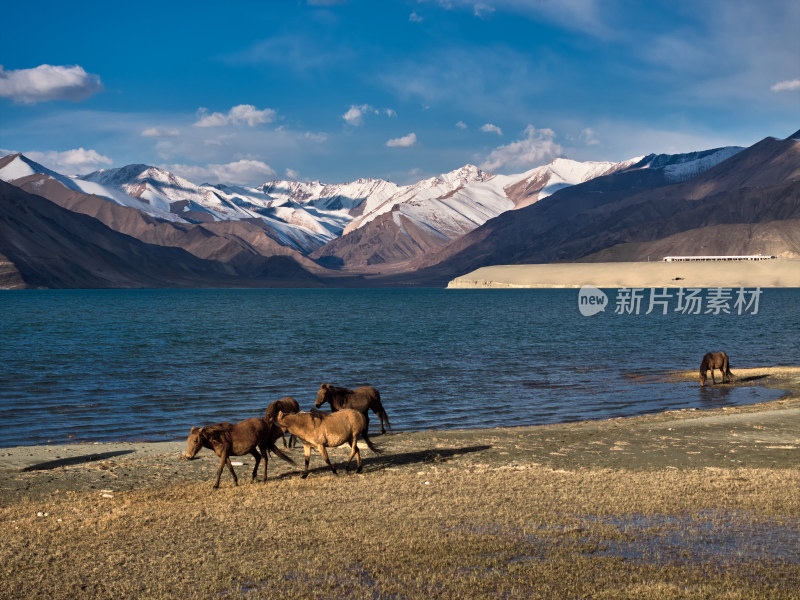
[2,367,799,599]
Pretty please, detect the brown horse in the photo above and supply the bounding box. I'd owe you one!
[275,409,380,478]
[699,351,734,386]
[265,396,301,447]
[314,383,390,434]
[185,417,294,488]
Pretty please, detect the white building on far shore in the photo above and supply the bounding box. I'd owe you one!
[662,255,777,262]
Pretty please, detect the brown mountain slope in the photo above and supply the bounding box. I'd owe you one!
[578,220,800,262]
[311,208,452,268]
[9,174,324,281]
[0,181,320,288]
[392,135,800,285]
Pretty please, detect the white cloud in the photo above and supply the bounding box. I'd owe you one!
[0,64,103,104]
[342,105,396,125]
[193,104,276,128]
[142,127,180,138]
[164,159,276,186]
[286,168,300,179]
[343,104,370,126]
[579,127,600,146]
[771,79,800,92]
[456,121,468,130]
[25,148,112,175]
[409,11,423,22]
[480,126,562,171]
[343,104,384,126]
[386,132,417,148]
[473,3,496,18]
[481,123,503,135]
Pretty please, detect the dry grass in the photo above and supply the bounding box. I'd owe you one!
[4,368,800,598]
[2,466,799,599]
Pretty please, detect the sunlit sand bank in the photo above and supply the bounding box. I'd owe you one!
[447,259,800,289]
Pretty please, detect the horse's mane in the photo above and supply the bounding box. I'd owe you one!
[200,422,233,445]
[264,403,279,420]
[309,408,328,424]
[326,385,353,395]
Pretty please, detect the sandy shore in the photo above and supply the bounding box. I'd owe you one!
[447,259,800,288]
[2,366,799,502]
[2,367,800,598]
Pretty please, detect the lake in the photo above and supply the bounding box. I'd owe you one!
[1,288,797,447]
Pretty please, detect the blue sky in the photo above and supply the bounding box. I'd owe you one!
[1,0,798,185]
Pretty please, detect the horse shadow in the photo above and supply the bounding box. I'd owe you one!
[21,450,135,472]
[732,374,769,384]
[274,444,492,479]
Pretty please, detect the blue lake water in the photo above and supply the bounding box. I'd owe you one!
[1,288,798,448]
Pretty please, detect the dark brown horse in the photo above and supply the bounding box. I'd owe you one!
[314,383,390,434]
[265,396,301,447]
[275,409,380,478]
[700,351,733,386]
[185,417,294,488]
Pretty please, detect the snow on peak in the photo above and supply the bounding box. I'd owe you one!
[0,152,70,184]
[629,146,744,182]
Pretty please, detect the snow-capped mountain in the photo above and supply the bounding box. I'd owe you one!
[0,144,745,266]
[259,177,400,215]
[81,165,340,252]
[633,146,744,182]
[501,157,642,209]
[0,154,182,222]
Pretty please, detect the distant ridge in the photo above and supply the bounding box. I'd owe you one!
[1,129,796,288]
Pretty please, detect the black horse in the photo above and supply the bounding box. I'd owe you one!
[314,383,390,434]
[700,351,733,386]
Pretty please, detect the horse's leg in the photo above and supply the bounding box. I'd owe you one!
[345,436,358,472]
[301,443,312,479]
[319,445,337,475]
[711,367,717,385]
[372,407,386,435]
[261,447,269,483]
[354,438,363,473]
[250,449,261,482]
[363,413,371,436]
[722,357,730,383]
[215,450,235,488]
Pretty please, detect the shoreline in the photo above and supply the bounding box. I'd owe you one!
[2,366,799,491]
[3,366,800,598]
[447,259,800,288]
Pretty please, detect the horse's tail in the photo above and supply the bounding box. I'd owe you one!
[372,389,391,430]
[725,359,734,379]
[360,429,381,455]
[268,441,296,465]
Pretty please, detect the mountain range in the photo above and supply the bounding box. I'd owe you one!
[1,129,798,288]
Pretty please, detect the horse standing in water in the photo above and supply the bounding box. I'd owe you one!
[185,417,294,488]
[699,351,734,386]
[314,383,391,434]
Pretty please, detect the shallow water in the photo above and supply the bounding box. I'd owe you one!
[1,288,797,447]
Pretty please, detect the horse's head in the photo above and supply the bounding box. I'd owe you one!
[699,354,709,387]
[314,383,330,408]
[185,426,203,459]
[274,411,289,432]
